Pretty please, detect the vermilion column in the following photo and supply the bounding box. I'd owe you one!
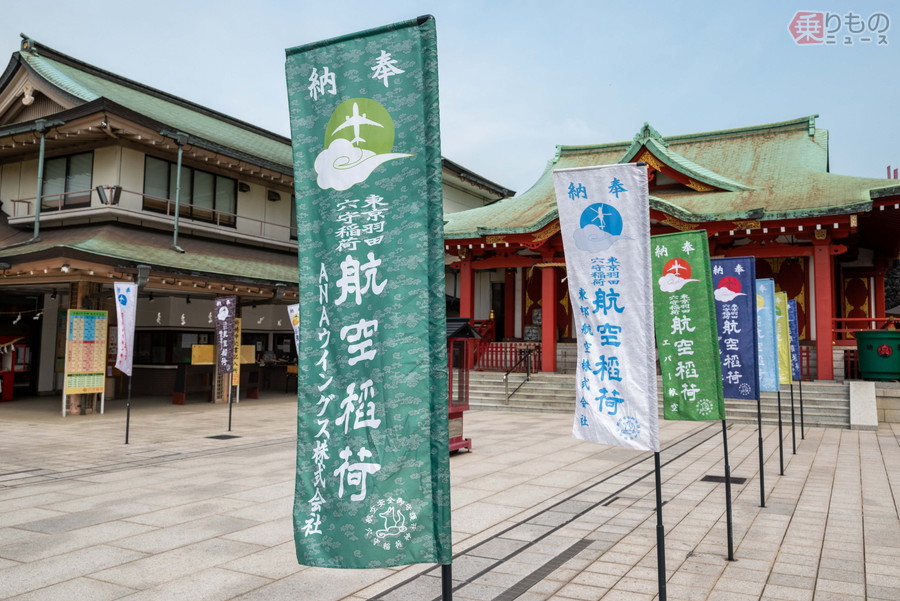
[459,257,474,320]
[813,243,834,381]
[541,265,557,372]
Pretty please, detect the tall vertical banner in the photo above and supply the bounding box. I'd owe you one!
[113,282,137,376]
[651,231,725,421]
[755,279,779,391]
[711,258,758,401]
[231,318,242,387]
[214,296,236,374]
[787,300,802,381]
[287,304,301,354]
[286,17,451,568]
[774,292,792,387]
[553,164,659,452]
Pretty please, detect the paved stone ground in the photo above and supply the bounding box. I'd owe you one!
[0,393,899,600]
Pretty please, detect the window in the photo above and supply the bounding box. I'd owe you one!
[134,330,212,364]
[142,156,236,226]
[42,152,93,210]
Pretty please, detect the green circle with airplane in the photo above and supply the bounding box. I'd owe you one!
[324,98,395,154]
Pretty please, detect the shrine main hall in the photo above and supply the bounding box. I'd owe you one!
[443,115,900,381]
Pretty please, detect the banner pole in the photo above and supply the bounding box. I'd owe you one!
[799,378,805,439]
[777,389,784,475]
[441,564,453,601]
[125,375,132,444]
[654,451,667,601]
[790,383,796,454]
[756,391,766,507]
[228,383,234,432]
[721,420,734,560]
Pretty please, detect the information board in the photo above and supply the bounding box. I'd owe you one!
[64,310,109,394]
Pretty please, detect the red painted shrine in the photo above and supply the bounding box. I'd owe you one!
[444,116,900,381]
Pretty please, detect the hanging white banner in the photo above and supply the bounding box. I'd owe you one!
[286,304,300,356]
[113,282,137,376]
[553,163,659,452]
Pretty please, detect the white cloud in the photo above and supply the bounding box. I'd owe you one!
[314,139,411,192]
[572,224,630,253]
[714,287,746,302]
[658,273,698,293]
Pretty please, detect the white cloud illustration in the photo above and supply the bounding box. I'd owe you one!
[315,138,411,191]
[714,287,746,302]
[658,273,698,293]
[573,224,631,253]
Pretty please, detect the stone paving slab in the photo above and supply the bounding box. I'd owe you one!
[0,394,898,600]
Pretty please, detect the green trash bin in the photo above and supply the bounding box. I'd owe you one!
[855,330,900,381]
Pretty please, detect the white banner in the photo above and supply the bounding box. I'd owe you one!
[287,304,300,355]
[554,164,659,451]
[113,282,137,376]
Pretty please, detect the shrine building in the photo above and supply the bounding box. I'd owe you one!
[443,116,900,381]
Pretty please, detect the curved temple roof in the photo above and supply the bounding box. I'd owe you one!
[445,115,900,239]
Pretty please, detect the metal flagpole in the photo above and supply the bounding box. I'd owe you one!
[790,383,797,454]
[777,389,784,475]
[654,452,667,601]
[799,378,805,439]
[756,391,766,507]
[721,420,735,560]
[228,382,234,432]
[441,564,453,601]
[125,376,133,444]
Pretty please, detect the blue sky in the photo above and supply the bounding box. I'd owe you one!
[2,1,897,193]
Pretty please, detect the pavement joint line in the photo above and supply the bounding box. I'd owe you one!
[490,538,594,601]
[372,422,723,601]
[0,436,296,489]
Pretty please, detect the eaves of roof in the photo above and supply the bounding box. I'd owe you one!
[444,116,896,239]
[0,223,297,284]
[15,38,294,167]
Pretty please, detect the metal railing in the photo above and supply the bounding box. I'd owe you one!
[502,345,537,404]
[7,187,295,242]
[832,316,898,345]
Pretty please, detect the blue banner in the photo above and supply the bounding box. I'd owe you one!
[755,279,779,391]
[711,257,758,400]
[788,299,801,381]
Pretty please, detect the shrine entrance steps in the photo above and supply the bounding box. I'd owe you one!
[468,371,851,429]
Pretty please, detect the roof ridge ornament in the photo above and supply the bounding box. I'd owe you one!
[19,34,38,56]
[633,122,668,148]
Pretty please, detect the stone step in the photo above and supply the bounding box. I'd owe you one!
[466,370,851,428]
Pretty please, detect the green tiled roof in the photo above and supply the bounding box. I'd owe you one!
[19,41,293,167]
[0,224,297,283]
[445,116,899,239]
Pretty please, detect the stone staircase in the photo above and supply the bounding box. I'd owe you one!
[468,371,851,429]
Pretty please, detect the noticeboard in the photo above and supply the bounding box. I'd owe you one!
[64,310,109,394]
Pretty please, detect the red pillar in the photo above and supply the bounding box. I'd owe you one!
[504,269,516,340]
[541,265,557,372]
[874,264,887,318]
[459,257,474,320]
[813,243,834,381]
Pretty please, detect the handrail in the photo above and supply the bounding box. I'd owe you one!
[832,316,898,345]
[503,346,536,404]
[7,187,295,240]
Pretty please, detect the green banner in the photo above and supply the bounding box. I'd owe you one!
[775,291,792,386]
[286,16,451,568]
[651,231,724,420]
